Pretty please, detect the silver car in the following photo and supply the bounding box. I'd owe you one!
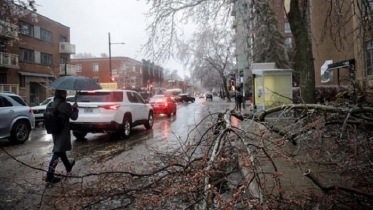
[0,92,35,143]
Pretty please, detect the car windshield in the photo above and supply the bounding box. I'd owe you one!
[150,97,166,103]
[76,91,123,102]
[40,98,53,105]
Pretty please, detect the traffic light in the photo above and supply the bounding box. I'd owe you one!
[110,76,117,82]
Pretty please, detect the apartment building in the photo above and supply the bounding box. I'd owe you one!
[230,0,295,94]
[0,4,75,106]
[71,57,144,89]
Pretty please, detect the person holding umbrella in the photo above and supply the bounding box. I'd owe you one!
[46,89,79,183]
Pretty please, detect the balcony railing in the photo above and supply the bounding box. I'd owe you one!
[0,20,18,39]
[59,42,76,54]
[0,84,19,95]
[0,52,19,68]
[59,64,77,75]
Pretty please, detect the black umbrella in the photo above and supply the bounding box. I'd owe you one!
[49,76,102,91]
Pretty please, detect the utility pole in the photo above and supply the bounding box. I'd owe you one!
[108,32,125,82]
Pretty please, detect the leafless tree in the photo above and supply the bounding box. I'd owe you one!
[178,25,235,101]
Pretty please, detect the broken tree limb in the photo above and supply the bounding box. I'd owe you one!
[303,169,373,199]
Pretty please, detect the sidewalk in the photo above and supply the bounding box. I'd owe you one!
[216,97,252,114]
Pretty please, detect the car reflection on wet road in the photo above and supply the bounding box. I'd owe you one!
[0,97,233,209]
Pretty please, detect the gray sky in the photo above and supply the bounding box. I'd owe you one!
[34,0,186,78]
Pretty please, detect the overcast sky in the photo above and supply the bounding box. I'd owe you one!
[34,0,187,78]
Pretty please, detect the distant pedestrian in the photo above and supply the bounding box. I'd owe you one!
[236,92,243,112]
[234,91,238,110]
[46,89,79,183]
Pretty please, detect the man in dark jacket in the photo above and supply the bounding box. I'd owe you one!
[46,89,79,183]
[236,92,243,112]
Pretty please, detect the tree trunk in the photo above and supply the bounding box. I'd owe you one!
[286,0,316,103]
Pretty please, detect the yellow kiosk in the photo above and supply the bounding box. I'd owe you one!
[252,63,293,116]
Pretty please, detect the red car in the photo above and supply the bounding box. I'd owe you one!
[149,95,177,117]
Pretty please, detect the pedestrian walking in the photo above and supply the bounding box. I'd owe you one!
[46,89,79,183]
[234,91,238,111]
[236,92,243,112]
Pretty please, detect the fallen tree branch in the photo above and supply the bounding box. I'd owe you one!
[303,169,373,199]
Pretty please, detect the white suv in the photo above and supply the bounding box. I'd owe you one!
[70,90,154,139]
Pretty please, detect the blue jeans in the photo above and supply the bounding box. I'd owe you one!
[46,152,70,180]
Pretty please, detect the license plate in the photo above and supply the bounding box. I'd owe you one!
[84,108,93,113]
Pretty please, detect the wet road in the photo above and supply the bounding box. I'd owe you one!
[0,97,234,209]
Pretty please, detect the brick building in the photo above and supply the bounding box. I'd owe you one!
[309,0,373,99]
[0,4,75,106]
[71,57,144,89]
[141,59,164,89]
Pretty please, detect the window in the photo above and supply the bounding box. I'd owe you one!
[20,75,25,87]
[0,73,6,84]
[121,63,126,70]
[284,23,291,33]
[134,92,145,103]
[285,37,292,48]
[0,96,12,107]
[140,68,142,74]
[365,41,373,76]
[76,64,82,72]
[60,36,67,42]
[60,57,67,65]
[93,63,99,72]
[127,92,138,103]
[19,21,34,36]
[41,53,53,65]
[40,28,52,43]
[133,66,136,72]
[19,48,34,62]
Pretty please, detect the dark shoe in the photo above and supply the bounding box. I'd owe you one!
[67,160,75,173]
[46,177,61,183]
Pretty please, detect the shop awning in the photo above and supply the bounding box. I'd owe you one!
[19,71,55,78]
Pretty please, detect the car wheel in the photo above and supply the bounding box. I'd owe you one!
[167,109,172,117]
[9,120,30,144]
[144,111,154,129]
[120,117,131,139]
[73,131,87,139]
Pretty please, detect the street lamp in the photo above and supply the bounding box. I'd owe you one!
[108,32,125,79]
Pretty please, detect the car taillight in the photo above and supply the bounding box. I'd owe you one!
[101,104,120,110]
[29,108,33,113]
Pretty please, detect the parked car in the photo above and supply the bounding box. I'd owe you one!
[0,92,35,143]
[199,93,204,98]
[70,90,154,139]
[205,93,213,101]
[149,95,177,117]
[175,94,195,103]
[32,95,75,125]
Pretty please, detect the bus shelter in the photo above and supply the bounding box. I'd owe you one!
[252,63,293,116]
